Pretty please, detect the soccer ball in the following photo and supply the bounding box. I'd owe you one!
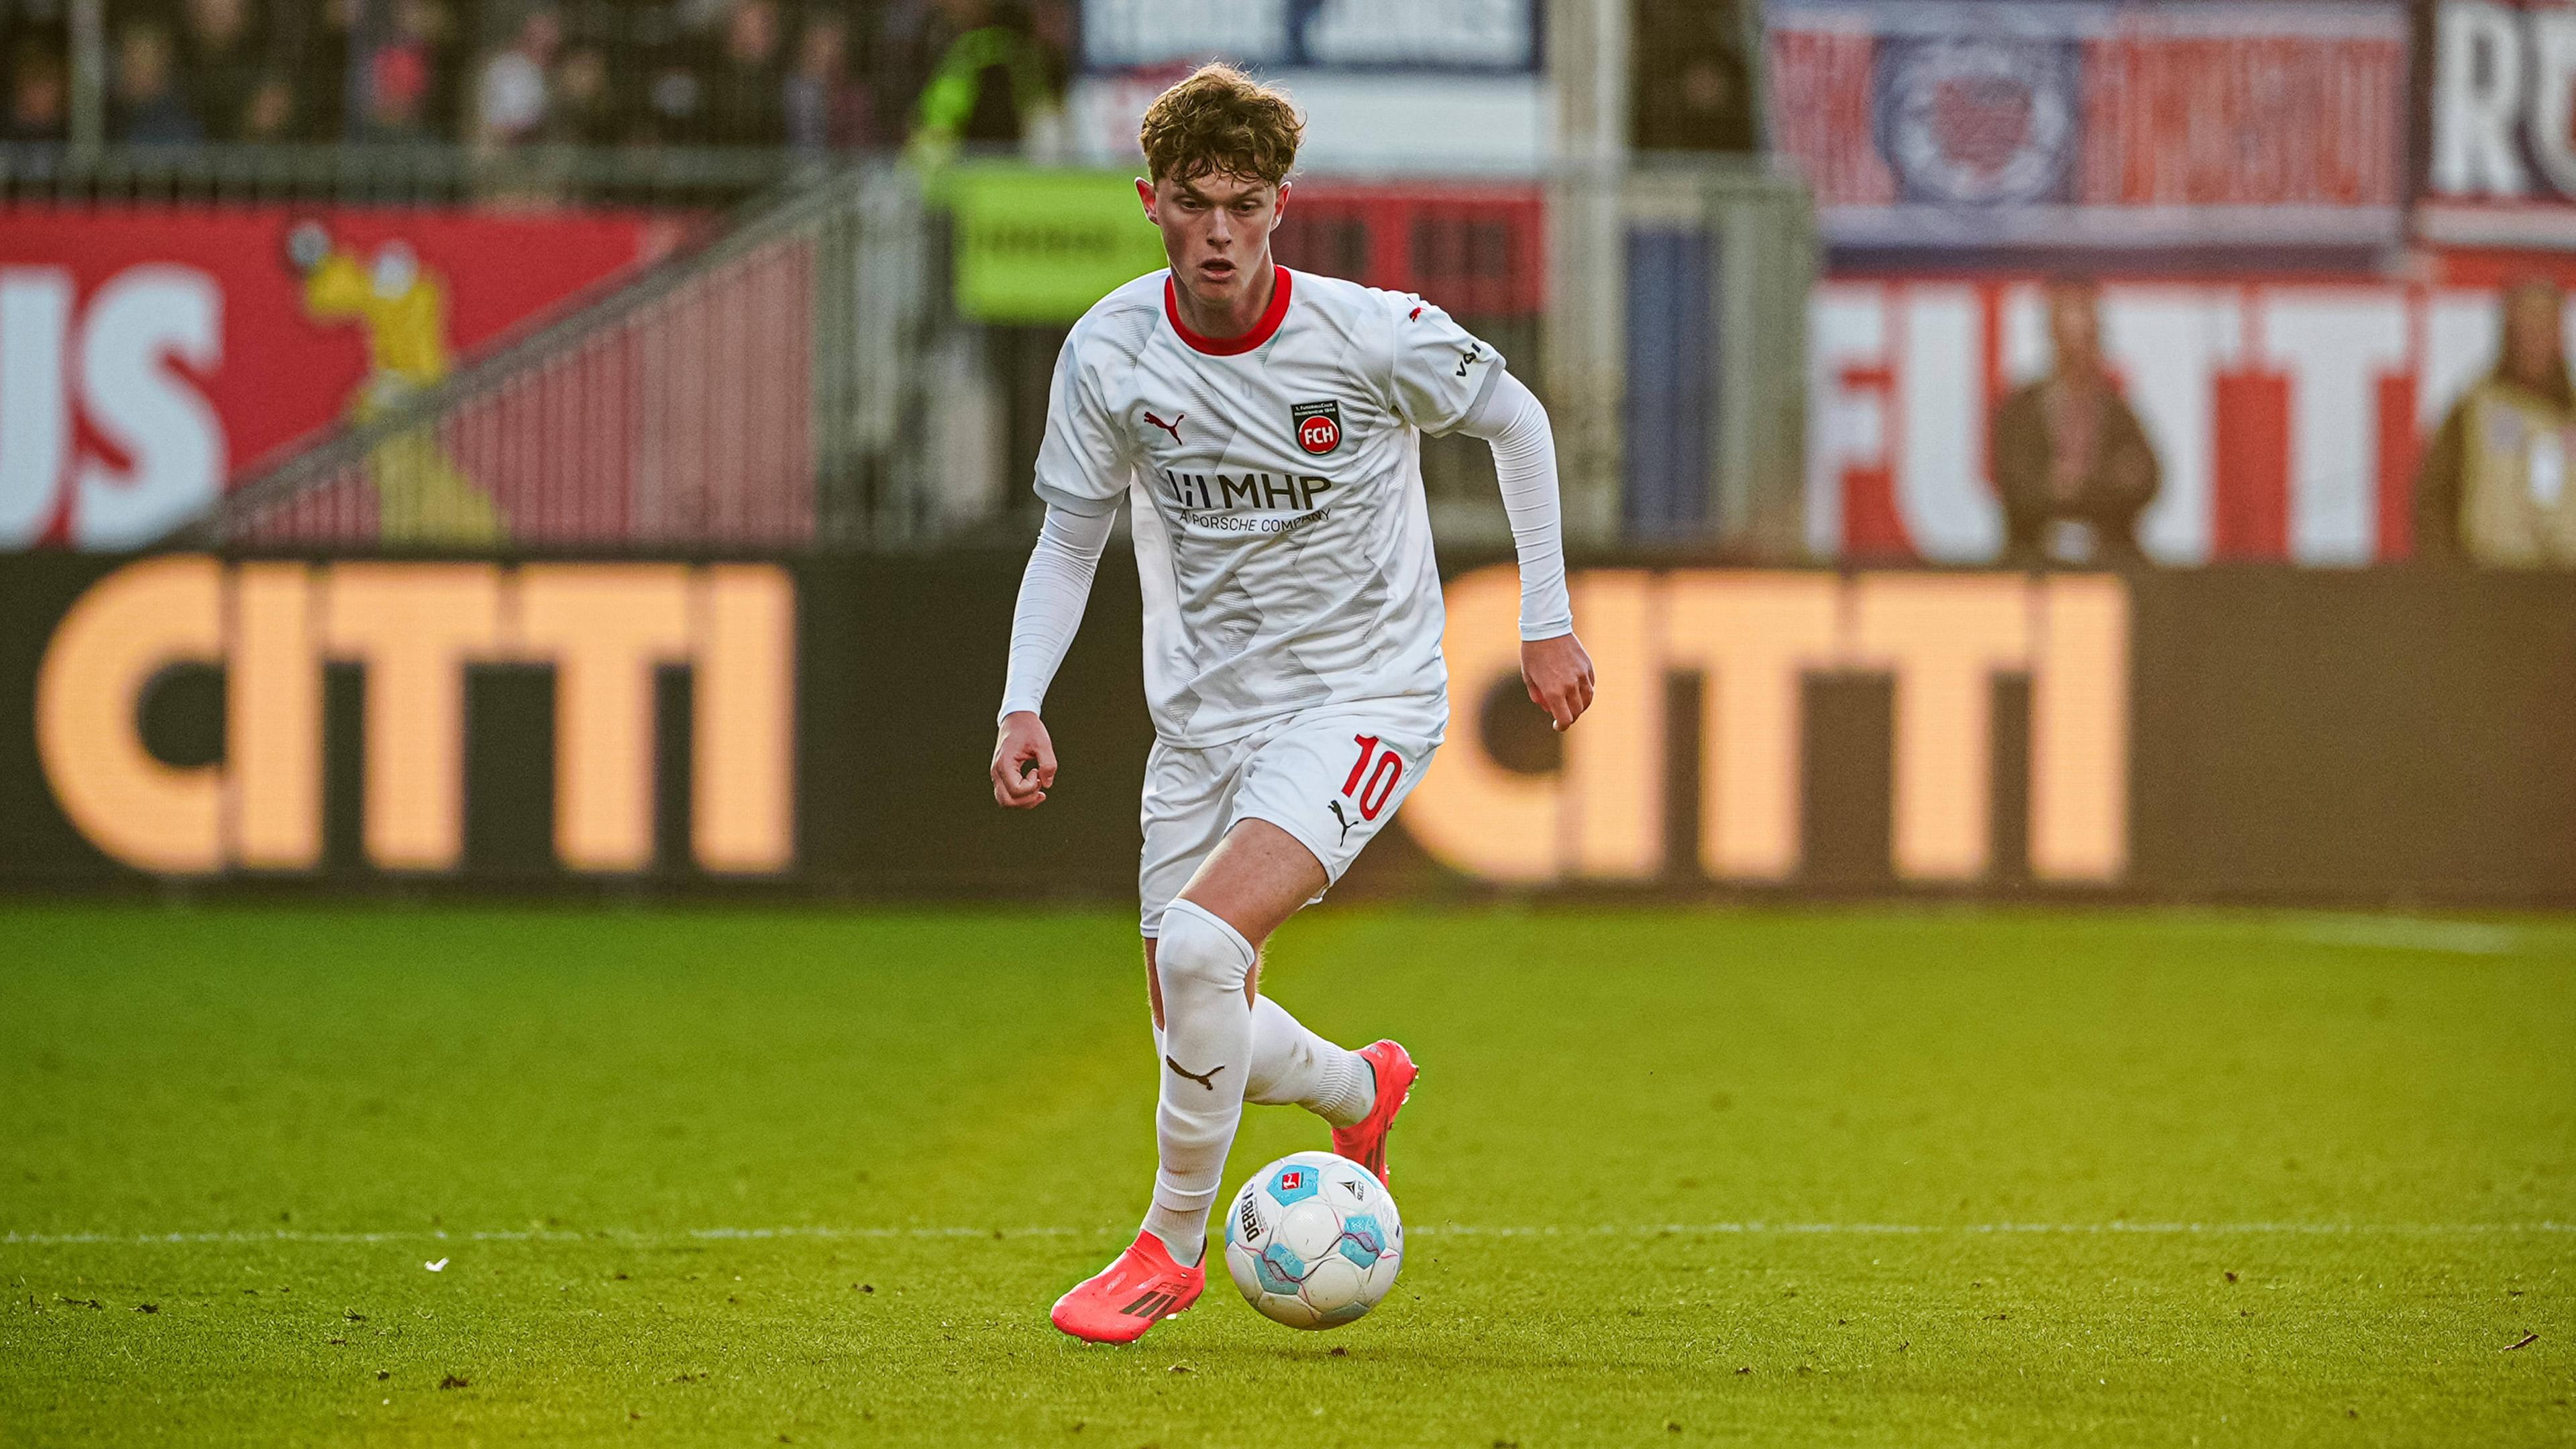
[1222,1151,1403,1330]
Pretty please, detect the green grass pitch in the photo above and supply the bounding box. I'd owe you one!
[3,904,2571,1446]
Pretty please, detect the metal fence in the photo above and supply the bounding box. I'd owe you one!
[0,141,805,208]
[186,156,1814,555]
[193,161,926,549]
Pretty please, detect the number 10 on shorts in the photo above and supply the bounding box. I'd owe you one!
[1340,735,1405,822]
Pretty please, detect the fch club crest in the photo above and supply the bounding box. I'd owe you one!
[1291,400,1342,455]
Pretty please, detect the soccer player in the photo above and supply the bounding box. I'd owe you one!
[989,64,1594,1344]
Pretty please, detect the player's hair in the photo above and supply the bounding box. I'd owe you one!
[1138,63,1303,187]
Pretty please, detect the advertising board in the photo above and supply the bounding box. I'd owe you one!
[1079,0,1540,73]
[3,554,2567,906]
[945,168,1546,325]
[947,166,1173,324]
[0,205,677,548]
[2424,0,2576,248]
[1067,0,1547,172]
[1767,0,2408,252]
[1805,270,2575,566]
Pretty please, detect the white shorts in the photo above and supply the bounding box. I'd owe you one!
[1137,698,1447,937]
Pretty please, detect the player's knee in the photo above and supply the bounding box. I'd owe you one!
[1157,900,1253,996]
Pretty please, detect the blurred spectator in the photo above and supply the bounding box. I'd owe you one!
[904,0,1059,164]
[301,0,351,138]
[239,69,297,140]
[112,22,205,143]
[410,0,465,135]
[785,9,868,152]
[362,27,433,140]
[352,0,464,140]
[472,5,559,144]
[1990,281,2160,568]
[1026,0,1070,150]
[546,43,619,146]
[1633,0,1755,153]
[702,0,786,146]
[178,0,268,142]
[0,0,1084,158]
[645,60,700,142]
[2414,278,2576,568]
[3,44,66,141]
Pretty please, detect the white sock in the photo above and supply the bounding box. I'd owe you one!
[1244,995,1377,1128]
[1140,901,1254,1268]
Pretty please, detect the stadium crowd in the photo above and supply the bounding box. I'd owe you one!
[1,0,1069,153]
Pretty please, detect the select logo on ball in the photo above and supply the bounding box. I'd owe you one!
[1291,400,1342,455]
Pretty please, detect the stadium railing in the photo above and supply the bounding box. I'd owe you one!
[0,141,804,209]
[172,155,1813,555]
[186,160,926,551]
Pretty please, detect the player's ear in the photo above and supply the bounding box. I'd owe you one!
[1135,176,1156,222]
[1271,180,1290,231]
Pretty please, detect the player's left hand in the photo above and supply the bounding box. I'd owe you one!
[1521,633,1595,733]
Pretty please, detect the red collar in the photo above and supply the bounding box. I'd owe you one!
[1164,266,1291,356]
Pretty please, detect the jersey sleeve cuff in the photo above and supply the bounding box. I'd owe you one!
[1031,481,1123,517]
[1432,360,1510,437]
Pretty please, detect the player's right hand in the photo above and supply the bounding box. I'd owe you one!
[991,710,1057,809]
[1521,631,1596,733]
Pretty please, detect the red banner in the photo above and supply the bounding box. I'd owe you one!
[1766,1,2407,250]
[0,204,681,548]
[1806,260,2576,565]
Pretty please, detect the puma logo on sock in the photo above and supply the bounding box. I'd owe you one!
[1165,1056,1225,1091]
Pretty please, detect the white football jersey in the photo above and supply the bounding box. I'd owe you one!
[1034,265,1504,747]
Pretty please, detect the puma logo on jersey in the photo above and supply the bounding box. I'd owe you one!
[1166,1056,1225,1091]
[1329,800,1358,845]
[1144,411,1185,445]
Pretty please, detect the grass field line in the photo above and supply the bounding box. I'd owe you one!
[5,1221,2571,1249]
[2279,914,2533,955]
